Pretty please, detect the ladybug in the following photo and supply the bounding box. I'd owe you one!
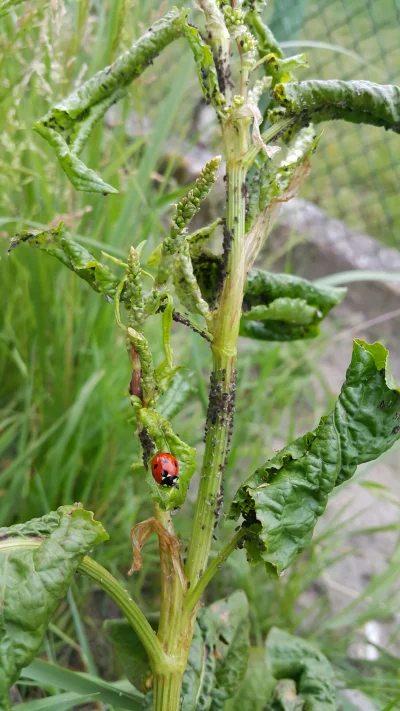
[151,452,179,488]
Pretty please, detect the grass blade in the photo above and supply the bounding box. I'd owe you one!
[314,271,400,287]
[14,692,99,710]
[21,658,144,710]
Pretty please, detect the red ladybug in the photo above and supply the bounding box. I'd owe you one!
[151,452,179,488]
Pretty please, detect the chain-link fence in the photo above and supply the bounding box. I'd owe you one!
[267,0,400,248]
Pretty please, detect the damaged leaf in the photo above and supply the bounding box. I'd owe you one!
[0,505,108,710]
[271,80,400,138]
[240,270,346,341]
[9,224,121,300]
[229,340,400,576]
[33,8,188,193]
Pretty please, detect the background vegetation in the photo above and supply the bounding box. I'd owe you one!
[0,1,399,708]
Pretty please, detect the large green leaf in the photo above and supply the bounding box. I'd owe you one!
[271,80,400,135]
[240,269,346,341]
[33,8,188,193]
[266,628,337,710]
[229,340,400,576]
[9,224,121,300]
[0,505,108,710]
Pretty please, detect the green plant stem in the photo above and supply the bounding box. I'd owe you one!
[78,556,168,672]
[185,119,249,590]
[154,505,186,656]
[151,506,187,709]
[186,528,245,612]
[153,672,183,711]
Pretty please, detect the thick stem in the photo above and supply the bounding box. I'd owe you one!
[151,506,187,711]
[154,505,186,655]
[185,121,249,590]
[79,557,167,671]
[153,672,183,711]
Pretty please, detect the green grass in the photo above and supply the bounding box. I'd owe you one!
[0,1,400,709]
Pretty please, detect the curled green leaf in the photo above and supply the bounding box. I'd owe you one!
[138,408,196,510]
[184,24,226,111]
[127,328,156,406]
[245,10,284,60]
[266,628,337,711]
[229,340,400,576]
[240,269,345,341]
[271,80,400,135]
[174,241,211,320]
[0,505,108,709]
[8,223,122,300]
[33,8,188,193]
[262,52,308,86]
[241,297,317,325]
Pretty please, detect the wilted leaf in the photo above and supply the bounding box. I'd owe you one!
[229,340,400,575]
[33,9,188,193]
[0,505,108,710]
[9,224,121,300]
[266,628,337,710]
[271,80,400,136]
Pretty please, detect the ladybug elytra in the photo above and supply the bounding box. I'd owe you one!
[151,452,179,488]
